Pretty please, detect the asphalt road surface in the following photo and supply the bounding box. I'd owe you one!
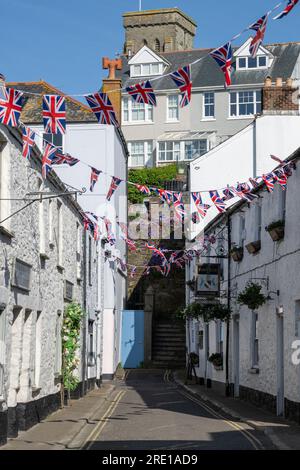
[85,370,272,450]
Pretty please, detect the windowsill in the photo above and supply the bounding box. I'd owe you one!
[165,120,180,124]
[0,225,15,239]
[122,121,154,126]
[227,116,256,121]
[248,367,260,374]
[11,284,30,293]
[201,118,216,122]
[57,265,64,273]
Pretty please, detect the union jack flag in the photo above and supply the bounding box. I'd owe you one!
[42,143,57,179]
[130,266,137,278]
[52,150,79,167]
[173,192,186,222]
[22,126,35,159]
[249,15,268,58]
[210,42,233,87]
[103,217,116,246]
[135,184,151,195]
[90,167,102,192]
[118,222,137,251]
[262,173,275,192]
[249,177,260,188]
[192,212,200,224]
[274,168,288,190]
[126,80,157,106]
[192,192,210,218]
[274,0,298,19]
[222,187,236,201]
[170,65,192,107]
[145,243,167,261]
[0,87,24,127]
[236,182,258,201]
[42,95,66,135]
[106,176,122,201]
[85,92,119,126]
[209,190,226,213]
[158,189,173,206]
[283,161,296,177]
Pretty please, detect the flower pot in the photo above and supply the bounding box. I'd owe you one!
[268,226,285,241]
[231,247,243,262]
[246,240,261,254]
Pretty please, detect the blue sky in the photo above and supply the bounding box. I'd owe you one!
[1,0,299,96]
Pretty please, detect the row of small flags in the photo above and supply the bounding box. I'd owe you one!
[0,3,297,136]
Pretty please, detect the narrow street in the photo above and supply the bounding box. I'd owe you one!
[84,370,271,450]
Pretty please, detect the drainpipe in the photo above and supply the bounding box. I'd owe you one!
[81,229,87,397]
[225,215,231,396]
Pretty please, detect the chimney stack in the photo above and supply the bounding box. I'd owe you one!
[262,77,299,114]
[102,57,122,124]
[0,74,5,99]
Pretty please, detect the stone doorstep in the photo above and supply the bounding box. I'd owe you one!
[2,383,116,451]
[172,372,300,451]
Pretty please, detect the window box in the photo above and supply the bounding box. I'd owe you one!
[266,220,285,241]
[245,240,261,254]
[230,246,243,262]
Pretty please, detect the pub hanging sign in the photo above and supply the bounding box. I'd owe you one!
[196,264,220,297]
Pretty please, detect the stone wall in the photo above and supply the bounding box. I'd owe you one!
[123,8,197,54]
[0,125,99,444]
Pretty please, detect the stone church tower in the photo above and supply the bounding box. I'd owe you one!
[123,8,197,56]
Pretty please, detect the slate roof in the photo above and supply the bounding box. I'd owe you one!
[120,42,300,91]
[6,81,96,124]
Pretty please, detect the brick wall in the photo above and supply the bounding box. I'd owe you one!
[262,78,299,113]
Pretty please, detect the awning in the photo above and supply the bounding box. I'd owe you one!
[157,131,216,141]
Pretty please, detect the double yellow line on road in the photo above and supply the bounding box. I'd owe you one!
[82,389,126,450]
[164,370,263,451]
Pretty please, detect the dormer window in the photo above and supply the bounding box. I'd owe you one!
[130,62,165,77]
[237,55,268,70]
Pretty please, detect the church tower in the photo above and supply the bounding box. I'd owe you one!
[123,8,197,56]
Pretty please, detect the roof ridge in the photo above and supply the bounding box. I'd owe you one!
[6,80,92,113]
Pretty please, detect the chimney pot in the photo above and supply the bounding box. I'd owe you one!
[264,76,272,87]
[276,77,283,87]
[286,77,293,87]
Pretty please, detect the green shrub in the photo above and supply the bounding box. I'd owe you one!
[128,165,177,203]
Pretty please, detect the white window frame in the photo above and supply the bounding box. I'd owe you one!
[236,55,268,70]
[57,200,63,268]
[43,133,64,153]
[167,94,179,122]
[251,312,259,368]
[128,141,153,168]
[229,90,262,118]
[203,92,215,120]
[130,62,165,78]
[33,311,42,389]
[122,97,154,124]
[158,141,181,163]
[184,140,208,161]
[54,311,62,376]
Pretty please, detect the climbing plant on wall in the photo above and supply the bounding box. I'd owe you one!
[61,302,85,393]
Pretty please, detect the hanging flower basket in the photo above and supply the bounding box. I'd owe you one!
[237,282,267,310]
[245,240,261,254]
[208,353,223,370]
[176,302,231,322]
[266,220,285,241]
[230,246,244,262]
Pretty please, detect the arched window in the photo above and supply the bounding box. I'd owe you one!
[154,39,161,52]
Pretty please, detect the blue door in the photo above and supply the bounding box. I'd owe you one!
[121,310,144,368]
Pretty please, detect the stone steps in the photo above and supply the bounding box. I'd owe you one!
[151,321,186,368]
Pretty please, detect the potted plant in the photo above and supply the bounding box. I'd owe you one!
[266,220,285,241]
[230,245,244,262]
[237,282,267,310]
[208,353,223,370]
[245,240,261,254]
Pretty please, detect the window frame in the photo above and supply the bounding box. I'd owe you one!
[203,92,215,120]
[229,90,262,118]
[184,140,208,161]
[236,55,268,70]
[167,94,179,122]
[122,97,154,124]
[158,141,181,163]
[128,141,153,168]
